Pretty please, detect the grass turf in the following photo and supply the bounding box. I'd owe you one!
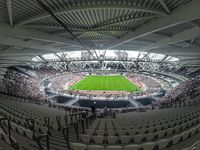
[70,75,141,92]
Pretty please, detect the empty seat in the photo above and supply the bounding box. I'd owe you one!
[96,130,105,136]
[86,129,95,135]
[25,129,33,139]
[171,135,182,145]
[148,127,155,133]
[120,136,130,145]
[106,145,123,150]
[17,125,25,135]
[157,139,170,149]
[80,134,91,144]
[139,128,147,134]
[181,123,188,130]
[107,130,116,136]
[166,128,174,136]
[107,136,119,144]
[155,125,162,131]
[146,133,155,141]
[141,142,157,150]
[124,144,140,150]
[93,136,105,144]
[157,130,166,138]
[181,131,190,140]
[88,145,104,150]
[189,127,197,136]
[117,130,127,136]
[174,125,181,133]
[133,134,144,143]
[70,143,87,150]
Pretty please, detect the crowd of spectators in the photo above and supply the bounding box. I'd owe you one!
[0,67,60,102]
[127,73,162,95]
[159,66,200,78]
[0,67,200,111]
[156,75,200,108]
[49,73,84,92]
[3,70,47,101]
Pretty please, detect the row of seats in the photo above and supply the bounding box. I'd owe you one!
[75,100,200,149]
[0,93,85,149]
[71,122,200,149]
[80,121,200,145]
[87,116,199,136]
[0,94,83,131]
[86,107,200,135]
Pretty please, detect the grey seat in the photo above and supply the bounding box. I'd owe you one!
[93,135,105,144]
[157,130,166,138]
[181,131,190,140]
[171,135,182,145]
[106,145,123,150]
[70,143,87,150]
[189,127,197,136]
[80,134,91,144]
[86,129,95,135]
[166,128,174,136]
[118,130,128,136]
[107,130,116,136]
[120,135,130,145]
[124,144,140,150]
[25,129,33,139]
[146,133,155,141]
[96,130,105,136]
[141,142,156,150]
[133,134,145,143]
[157,139,170,149]
[107,136,119,144]
[88,145,104,150]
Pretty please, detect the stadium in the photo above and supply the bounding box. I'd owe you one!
[0,0,200,150]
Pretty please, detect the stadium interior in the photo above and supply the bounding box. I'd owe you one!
[0,0,200,150]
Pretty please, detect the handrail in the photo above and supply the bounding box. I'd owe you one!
[56,116,61,131]
[44,117,50,135]
[74,121,79,142]
[34,134,50,150]
[183,140,200,150]
[0,117,19,150]
[26,118,35,138]
[62,125,70,149]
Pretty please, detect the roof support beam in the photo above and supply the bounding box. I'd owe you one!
[6,0,13,26]
[15,3,166,27]
[158,0,171,14]
[140,49,154,61]
[103,0,200,49]
[54,53,64,61]
[153,47,200,56]
[77,15,156,38]
[38,55,46,62]
[36,0,97,60]
[0,23,82,47]
[0,36,64,53]
[137,26,200,51]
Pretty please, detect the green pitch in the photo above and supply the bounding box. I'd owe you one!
[70,75,141,92]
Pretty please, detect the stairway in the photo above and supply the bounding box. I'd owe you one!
[128,98,142,108]
[65,98,79,107]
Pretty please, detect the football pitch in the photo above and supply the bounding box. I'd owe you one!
[70,75,141,92]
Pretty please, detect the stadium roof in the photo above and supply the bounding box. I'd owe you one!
[0,0,200,67]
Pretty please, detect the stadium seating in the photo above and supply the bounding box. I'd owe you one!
[71,99,200,150]
[0,92,200,149]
